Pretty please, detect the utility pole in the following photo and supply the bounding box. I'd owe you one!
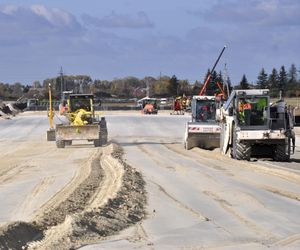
[159,72,162,85]
[146,79,150,97]
[59,66,64,102]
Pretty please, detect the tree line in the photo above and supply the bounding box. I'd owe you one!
[237,64,299,98]
[0,64,299,101]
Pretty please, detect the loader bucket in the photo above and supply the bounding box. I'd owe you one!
[184,122,220,150]
[185,132,220,150]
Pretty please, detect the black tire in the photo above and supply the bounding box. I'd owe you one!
[94,139,101,147]
[56,140,65,148]
[274,142,290,162]
[236,141,251,160]
[100,135,108,145]
[65,140,72,146]
[100,117,107,129]
[232,130,251,160]
[98,118,108,146]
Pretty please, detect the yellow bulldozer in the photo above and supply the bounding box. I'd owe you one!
[47,92,107,148]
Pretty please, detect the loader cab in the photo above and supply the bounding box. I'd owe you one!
[192,96,216,122]
[68,94,94,113]
[142,98,157,109]
[234,90,269,129]
[141,98,158,114]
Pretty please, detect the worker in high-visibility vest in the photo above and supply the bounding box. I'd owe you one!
[238,100,252,125]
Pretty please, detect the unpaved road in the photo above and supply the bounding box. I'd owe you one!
[0,113,95,225]
[1,111,300,249]
[0,112,146,249]
[84,114,300,249]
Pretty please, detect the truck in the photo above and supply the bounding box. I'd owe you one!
[54,94,108,148]
[219,89,295,161]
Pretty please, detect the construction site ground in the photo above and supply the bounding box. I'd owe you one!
[0,111,300,249]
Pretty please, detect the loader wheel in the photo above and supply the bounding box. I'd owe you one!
[97,118,108,146]
[94,139,101,147]
[65,140,72,146]
[235,141,251,160]
[56,140,65,148]
[274,143,290,162]
[100,131,108,145]
[232,131,251,160]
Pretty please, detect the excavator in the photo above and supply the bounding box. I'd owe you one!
[184,45,227,150]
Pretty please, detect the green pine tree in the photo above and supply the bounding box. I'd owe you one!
[268,68,279,98]
[279,65,287,97]
[239,74,249,89]
[286,64,298,97]
[257,68,268,89]
[169,75,179,96]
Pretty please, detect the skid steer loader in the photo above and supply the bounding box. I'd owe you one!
[219,89,295,161]
[184,95,221,149]
[184,45,227,150]
[55,94,108,148]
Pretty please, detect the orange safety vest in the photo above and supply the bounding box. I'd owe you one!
[239,102,251,112]
[243,103,252,109]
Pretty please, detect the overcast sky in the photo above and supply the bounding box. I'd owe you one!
[0,0,299,85]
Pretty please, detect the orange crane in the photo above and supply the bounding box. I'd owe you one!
[199,45,227,97]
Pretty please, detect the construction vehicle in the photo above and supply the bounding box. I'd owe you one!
[141,97,158,114]
[55,94,108,148]
[184,95,222,149]
[184,45,227,150]
[219,89,295,161]
[59,90,73,115]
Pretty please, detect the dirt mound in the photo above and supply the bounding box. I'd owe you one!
[0,222,43,249]
[0,144,147,250]
[37,155,105,229]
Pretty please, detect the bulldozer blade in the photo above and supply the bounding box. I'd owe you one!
[55,124,100,141]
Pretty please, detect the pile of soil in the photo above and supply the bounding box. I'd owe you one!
[0,144,147,250]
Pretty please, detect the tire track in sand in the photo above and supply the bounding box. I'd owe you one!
[150,180,209,222]
[13,176,55,220]
[203,190,277,242]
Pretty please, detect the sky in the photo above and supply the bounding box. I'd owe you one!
[0,0,299,85]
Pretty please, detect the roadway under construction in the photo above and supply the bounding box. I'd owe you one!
[0,110,300,249]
